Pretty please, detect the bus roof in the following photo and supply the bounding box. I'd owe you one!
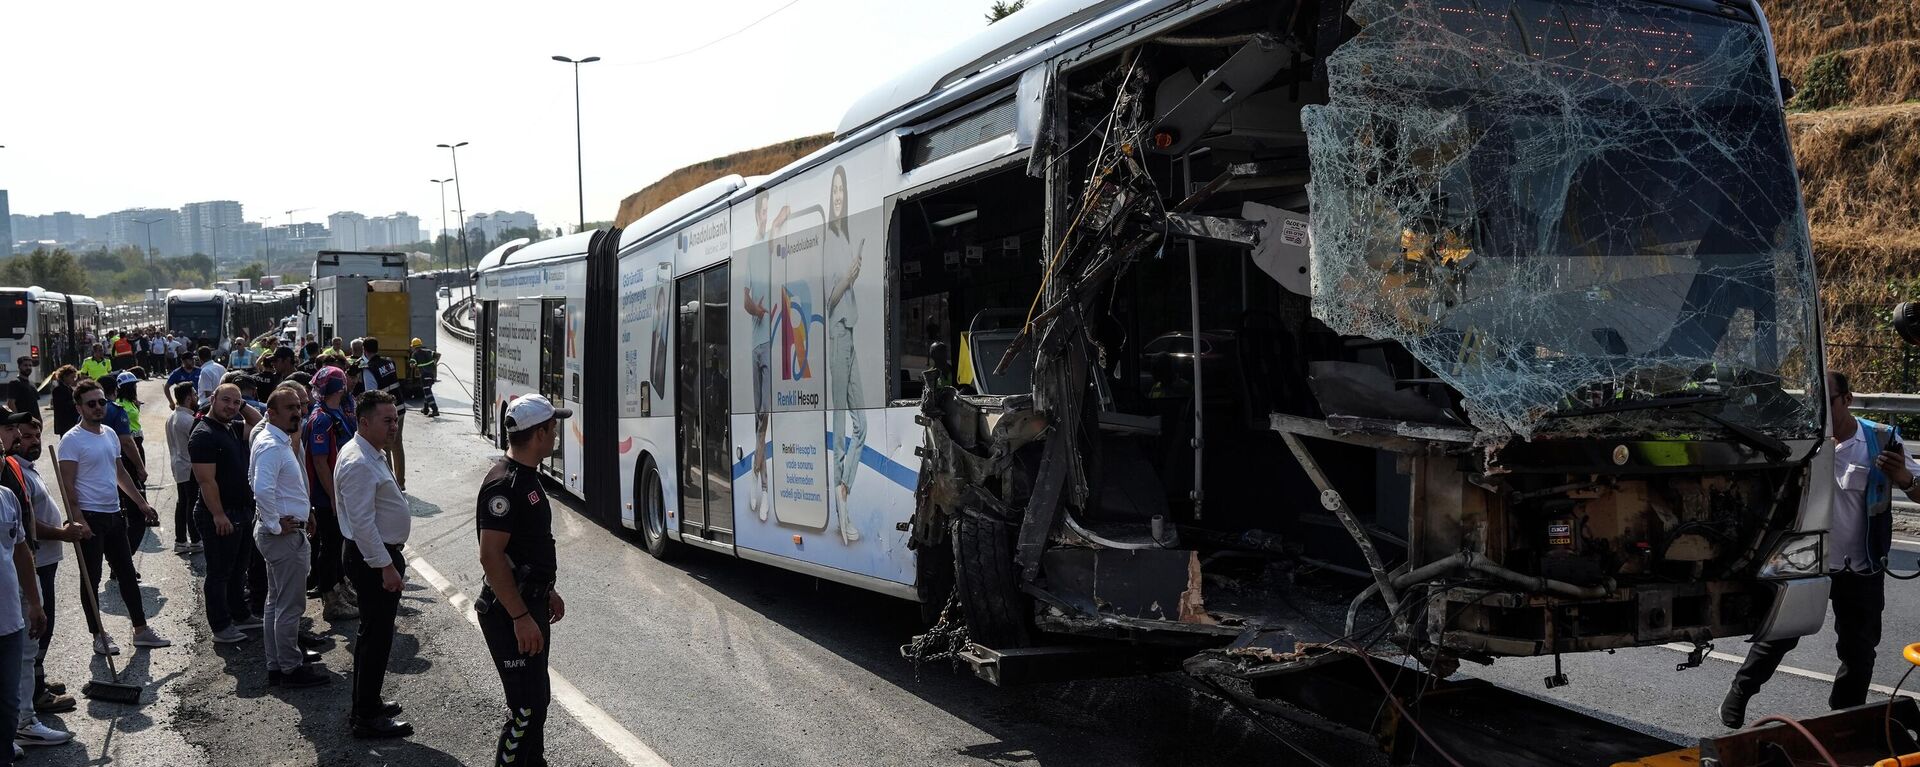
[473,238,533,274]
[476,230,602,275]
[166,288,228,303]
[835,0,1134,137]
[616,174,749,254]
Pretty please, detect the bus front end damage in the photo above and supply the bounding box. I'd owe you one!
[907,0,1831,693]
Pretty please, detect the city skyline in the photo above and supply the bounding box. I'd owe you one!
[8,194,521,260]
[0,0,991,238]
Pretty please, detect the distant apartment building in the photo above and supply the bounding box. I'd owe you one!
[107,208,182,256]
[265,221,330,258]
[465,210,537,242]
[0,191,11,255]
[179,200,246,260]
[327,211,369,250]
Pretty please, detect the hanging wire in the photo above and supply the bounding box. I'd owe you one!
[607,0,805,68]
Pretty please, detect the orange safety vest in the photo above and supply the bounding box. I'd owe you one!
[112,338,132,356]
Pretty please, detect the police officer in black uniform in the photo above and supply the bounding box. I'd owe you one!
[475,394,570,767]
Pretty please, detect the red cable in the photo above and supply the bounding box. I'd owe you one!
[1351,651,1467,767]
[1752,715,1840,767]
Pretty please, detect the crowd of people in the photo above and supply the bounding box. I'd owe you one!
[0,325,451,764]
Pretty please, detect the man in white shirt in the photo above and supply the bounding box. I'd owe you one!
[1724,372,1920,727]
[250,387,325,688]
[57,379,167,656]
[195,345,226,408]
[0,435,42,766]
[335,390,412,739]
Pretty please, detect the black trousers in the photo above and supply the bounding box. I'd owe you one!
[480,591,551,763]
[345,542,405,717]
[78,510,146,632]
[310,503,343,592]
[195,507,255,631]
[1733,569,1886,709]
[33,563,55,695]
[173,481,202,544]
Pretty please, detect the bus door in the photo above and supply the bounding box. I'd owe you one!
[539,298,567,477]
[674,266,734,541]
[477,299,497,439]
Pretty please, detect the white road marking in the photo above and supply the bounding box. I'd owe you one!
[1659,643,1920,698]
[1892,537,1920,549]
[409,556,673,767]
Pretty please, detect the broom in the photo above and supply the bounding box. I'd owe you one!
[50,445,145,704]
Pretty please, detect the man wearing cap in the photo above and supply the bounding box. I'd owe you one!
[335,390,411,739]
[476,394,570,765]
[304,367,358,622]
[407,340,440,418]
[260,347,297,391]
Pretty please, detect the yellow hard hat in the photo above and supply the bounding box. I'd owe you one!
[410,338,423,348]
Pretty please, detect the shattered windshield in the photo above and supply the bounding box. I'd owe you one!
[1302,0,1820,440]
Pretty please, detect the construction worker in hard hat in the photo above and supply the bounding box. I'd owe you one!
[406,339,441,418]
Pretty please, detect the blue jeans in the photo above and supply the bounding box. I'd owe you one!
[0,628,22,764]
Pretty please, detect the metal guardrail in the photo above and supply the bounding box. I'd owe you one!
[1849,393,1920,415]
[441,295,475,344]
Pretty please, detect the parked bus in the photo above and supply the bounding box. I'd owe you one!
[0,287,103,376]
[476,0,1828,699]
[166,289,232,352]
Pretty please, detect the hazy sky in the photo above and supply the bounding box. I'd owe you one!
[0,0,996,232]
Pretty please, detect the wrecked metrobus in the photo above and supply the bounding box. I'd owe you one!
[898,0,1830,685]
[475,0,1830,708]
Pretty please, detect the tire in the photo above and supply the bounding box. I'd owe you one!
[637,457,679,560]
[952,512,1034,648]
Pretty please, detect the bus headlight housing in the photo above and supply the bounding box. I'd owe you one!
[1757,533,1824,579]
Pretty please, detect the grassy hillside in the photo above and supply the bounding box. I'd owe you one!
[1768,0,1920,391]
[613,134,834,228]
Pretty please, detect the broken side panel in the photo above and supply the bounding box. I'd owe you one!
[1301,0,1822,439]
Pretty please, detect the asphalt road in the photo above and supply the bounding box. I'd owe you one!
[13,306,1910,766]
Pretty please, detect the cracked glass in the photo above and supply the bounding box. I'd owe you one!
[1301,0,1820,440]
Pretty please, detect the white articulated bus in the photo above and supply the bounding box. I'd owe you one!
[477,0,1834,709]
[0,287,102,374]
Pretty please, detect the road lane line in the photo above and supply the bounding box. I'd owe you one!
[409,556,673,767]
[1659,643,1919,698]
[1893,537,1920,549]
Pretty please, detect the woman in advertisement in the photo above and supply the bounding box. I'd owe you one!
[824,166,864,545]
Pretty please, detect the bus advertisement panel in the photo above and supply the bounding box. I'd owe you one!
[729,141,915,586]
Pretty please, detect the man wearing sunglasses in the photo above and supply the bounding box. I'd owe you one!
[56,380,168,656]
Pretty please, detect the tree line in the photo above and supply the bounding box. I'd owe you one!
[0,246,216,299]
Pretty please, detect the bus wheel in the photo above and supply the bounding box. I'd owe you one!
[951,511,1033,648]
[638,457,679,560]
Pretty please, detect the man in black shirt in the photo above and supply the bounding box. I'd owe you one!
[475,394,569,767]
[8,357,37,421]
[189,383,258,643]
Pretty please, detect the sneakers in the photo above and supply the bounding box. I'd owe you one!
[211,627,250,644]
[32,691,76,714]
[189,542,204,552]
[15,718,71,746]
[232,615,264,631]
[174,542,192,554]
[131,626,172,648]
[93,635,120,656]
[340,579,361,606]
[324,590,360,621]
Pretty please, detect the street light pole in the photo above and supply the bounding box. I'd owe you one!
[132,217,164,299]
[436,142,469,273]
[552,55,599,233]
[203,222,230,277]
[430,179,451,271]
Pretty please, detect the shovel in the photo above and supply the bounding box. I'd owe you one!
[50,445,145,704]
